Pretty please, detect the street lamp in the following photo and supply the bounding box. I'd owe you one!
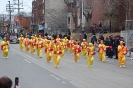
[70,0,74,34]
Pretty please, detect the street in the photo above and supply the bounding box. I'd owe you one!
[0,44,133,88]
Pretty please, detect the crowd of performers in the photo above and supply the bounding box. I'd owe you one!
[1,34,128,68]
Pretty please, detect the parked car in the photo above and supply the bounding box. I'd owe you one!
[10,35,19,44]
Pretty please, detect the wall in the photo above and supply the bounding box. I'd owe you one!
[45,0,67,29]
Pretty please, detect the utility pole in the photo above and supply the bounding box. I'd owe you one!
[81,0,84,32]
[8,1,11,32]
[18,0,20,16]
[36,0,39,33]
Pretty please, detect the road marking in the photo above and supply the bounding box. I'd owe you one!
[24,59,31,63]
[64,59,98,71]
[51,75,60,80]
[11,52,15,54]
[62,81,66,84]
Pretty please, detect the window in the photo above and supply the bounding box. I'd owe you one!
[68,17,70,24]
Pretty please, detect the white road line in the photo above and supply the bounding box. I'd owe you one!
[51,75,60,80]
[62,81,66,84]
[11,52,15,54]
[24,59,31,63]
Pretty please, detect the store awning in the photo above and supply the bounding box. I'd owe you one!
[39,27,44,30]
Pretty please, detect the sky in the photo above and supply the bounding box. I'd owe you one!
[0,0,32,14]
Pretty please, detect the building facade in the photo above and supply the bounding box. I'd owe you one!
[32,0,44,33]
[45,0,68,33]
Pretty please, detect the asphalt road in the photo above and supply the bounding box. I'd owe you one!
[0,44,133,88]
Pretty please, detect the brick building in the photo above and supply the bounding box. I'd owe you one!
[19,15,31,33]
[32,0,44,33]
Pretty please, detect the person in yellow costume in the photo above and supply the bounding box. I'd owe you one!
[98,40,107,62]
[87,43,95,67]
[24,35,29,52]
[43,36,48,53]
[63,37,68,52]
[29,36,35,54]
[53,41,62,68]
[1,37,9,58]
[18,35,24,51]
[59,39,65,57]
[56,35,60,42]
[68,37,74,55]
[118,41,128,67]
[36,37,44,58]
[73,40,81,62]
[45,40,53,62]
[81,39,88,58]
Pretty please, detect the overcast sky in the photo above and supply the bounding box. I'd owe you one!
[0,0,32,14]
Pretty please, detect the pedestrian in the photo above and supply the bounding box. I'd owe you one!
[68,37,74,55]
[0,76,20,88]
[99,22,103,35]
[73,40,81,62]
[81,39,88,58]
[92,23,96,35]
[18,35,24,51]
[45,40,53,62]
[36,36,44,58]
[98,40,107,62]
[1,37,9,58]
[84,32,87,40]
[53,41,62,68]
[24,35,30,52]
[87,43,95,67]
[118,41,128,67]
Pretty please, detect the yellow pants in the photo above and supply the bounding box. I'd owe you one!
[30,46,35,54]
[19,43,24,51]
[70,48,73,54]
[82,49,87,57]
[74,53,79,62]
[118,55,126,66]
[46,52,52,62]
[25,46,29,52]
[3,49,8,57]
[64,46,68,52]
[53,54,60,67]
[99,53,106,62]
[37,48,42,58]
[87,56,94,67]
[61,50,64,57]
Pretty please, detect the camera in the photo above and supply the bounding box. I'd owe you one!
[14,77,19,88]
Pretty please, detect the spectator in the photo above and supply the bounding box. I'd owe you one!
[59,33,62,38]
[0,76,20,88]
[0,76,12,88]
[99,22,103,35]
[84,32,87,40]
[91,35,97,45]
[92,23,96,35]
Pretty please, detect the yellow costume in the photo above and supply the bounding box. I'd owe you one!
[87,43,95,67]
[68,37,74,54]
[81,39,87,58]
[63,37,68,52]
[1,37,9,58]
[43,36,48,53]
[98,40,106,62]
[45,40,53,62]
[36,37,43,58]
[29,36,35,54]
[24,36,29,52]
[59,39,64,57]
[73,41,81,62]
[118,41,128,67]
[18,35,24,51]
[53,42,62,67]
